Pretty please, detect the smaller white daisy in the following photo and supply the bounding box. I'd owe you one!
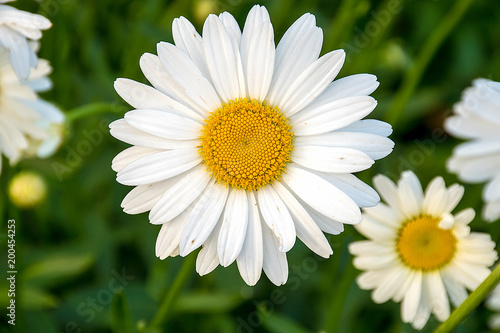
[445,78,500,222]
[0,46,64,173]
[487,285,500,330]
[349,171,497,329]
[0,0,52,80]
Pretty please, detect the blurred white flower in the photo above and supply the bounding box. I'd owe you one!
[111,5,394,286]
[445,78,500,222]
[349,171,497,329]
[0,0,51,80]
[0,47,64,174]
[487,285,500,330]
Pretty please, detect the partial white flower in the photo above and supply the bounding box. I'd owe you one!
[111,5,394,286]
[487,285,500,330]
[0,0,51,80]
[349,171,497,329]
[445,78,500,222]
[0,47,64,174]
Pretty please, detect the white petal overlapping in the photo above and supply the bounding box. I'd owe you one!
[111,5,393,286]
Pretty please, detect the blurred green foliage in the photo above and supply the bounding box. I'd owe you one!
[1,0,500,332]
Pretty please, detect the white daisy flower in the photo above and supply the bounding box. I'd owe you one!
[0,47,64,174]
[0,0,52,80]
[487,285,500,330]
[445,78,500,222]
[111,5,394,286]
[349,171,497,329]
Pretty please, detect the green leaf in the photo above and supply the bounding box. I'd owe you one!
[175,291,243,314]
[257,303,312,333]
[20,286,58,310]
[22,252,94,288]
[110,291,133,333]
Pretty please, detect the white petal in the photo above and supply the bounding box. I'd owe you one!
[453,208,475,225]
[172,16,209,79]
[401,271,422,324]
[257,185,296,252]
[203,14,245,102]
[292,146,374,173]
[305,74,379,110]
[291,96,377,136]
[348,240,394,256]
[114,78,203,121]
[112,146,162,173]
[116,148,202,186]
[422,177,448,216]
[121,177,179,215]
[237,191,264,286]
[157,42,221,113]
[179,181,228,256]
[373,174,399,208]
[341,119,393,137]
[218,189,249,267]
[308,171,380,208]
[124,109,202,140]
[372,265,408,303]
[156,205,193,259]
[267,13,322,106]
[304,204,344,235]
[353,252,399,270]
[196,218,222,276]
[272,182,332,257]
[277,50,345,117]
[484,175,500,202]
[283,165,361,224]
[397,171,423,219]
[241,21,275,101]
[262,223,288,285]
[413,281,431,330]
[109,119,198,150]
[149,165,211,224]
[218,12,241,45]
[355,215,398,242]
[484,199,500,222]
[441,271,468,307]
[293,131,394,160]
[426,272,450,322]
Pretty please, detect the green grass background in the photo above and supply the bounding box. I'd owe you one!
[1,0,500,332]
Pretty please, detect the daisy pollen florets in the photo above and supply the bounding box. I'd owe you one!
[111,5,394,286]
[200,98,293,190]
[349,171,498,329]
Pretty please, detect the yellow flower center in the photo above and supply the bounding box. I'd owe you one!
[396,215,456,271]
[199,98,294,190]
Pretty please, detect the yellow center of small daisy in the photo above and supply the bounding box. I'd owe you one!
[396,215,456,271]
[199,98,293,190]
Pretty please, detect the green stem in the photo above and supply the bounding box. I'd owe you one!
[323,257,356,332]
[436,263,500,333]
[65,102,127,123]
[384,0,474,128]
[148,255,196,331]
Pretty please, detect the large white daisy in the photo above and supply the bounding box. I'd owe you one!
[0,46,64,174]
[0,0,51,80]
[111,5,394,286]
[349,171,497,329]
[445,78,500,222]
